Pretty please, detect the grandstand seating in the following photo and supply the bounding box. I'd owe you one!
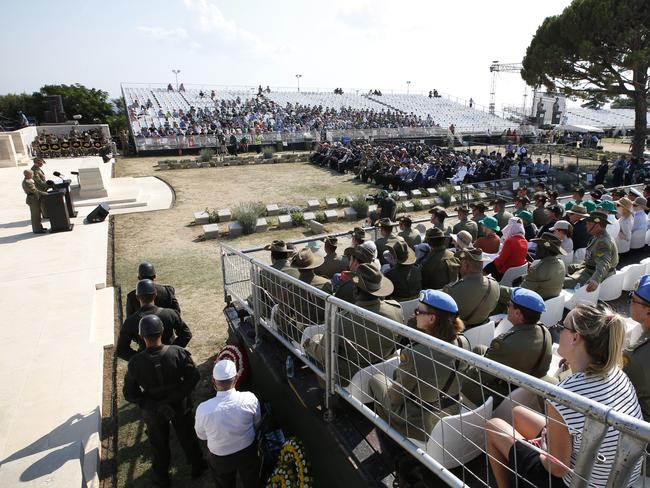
[563,107,637,129]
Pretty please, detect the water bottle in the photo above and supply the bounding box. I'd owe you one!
[286,355,294,379]
[574,283,581,292]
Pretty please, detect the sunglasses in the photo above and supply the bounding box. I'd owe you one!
[629,291,650,307]
[553,321,575,332]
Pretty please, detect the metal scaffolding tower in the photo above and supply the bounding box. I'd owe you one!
[489,61,523,115]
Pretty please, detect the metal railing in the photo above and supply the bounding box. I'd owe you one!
[221,242,650,487]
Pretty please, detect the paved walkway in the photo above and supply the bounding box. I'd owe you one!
[0,157,172,486]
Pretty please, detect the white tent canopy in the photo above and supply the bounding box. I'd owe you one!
[554,123,605,134]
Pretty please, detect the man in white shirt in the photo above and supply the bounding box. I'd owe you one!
[195,360,261,488]
[632,197,649,232]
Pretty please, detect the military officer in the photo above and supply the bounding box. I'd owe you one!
[564,211,618,291]
[22,169,48,233]
[375,218,400,265]
[123,315,206,487]
[492,197,513,231]
[532,192,550,227]
[351,226,367,246]
[397,215,422,249]
[420,227,459,290]
[31,158,49,191]
[462,287,552,407]
[259,240,299,319]
[314,236,348,278]
[429,206,452,234]
[452,205,478,240]
[304,263,403,381]
[335,244,376,303]
[625,275,650,424]
[368,290,471,441]
[470,202,489,238]
[443,248,499,328]
[126,262,181,317]
[117,279,192,361]
[385,239,422,300]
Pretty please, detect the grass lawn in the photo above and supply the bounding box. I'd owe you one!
[112,154,389,486]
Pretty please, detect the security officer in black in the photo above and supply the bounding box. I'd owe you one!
[117,279,192,361]
[123,315,207,487]
[125,262,181,317]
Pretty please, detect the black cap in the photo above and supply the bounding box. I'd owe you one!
[138,261,156,279]
[139,314,163,336]
[136,279,156,296]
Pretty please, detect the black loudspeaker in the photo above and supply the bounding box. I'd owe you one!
[86,204,109,223]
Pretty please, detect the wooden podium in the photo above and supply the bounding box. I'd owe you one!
[43,191,73,232]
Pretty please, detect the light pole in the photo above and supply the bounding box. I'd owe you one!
[296,74,302,93]
[172,69,181,90]
[406,81,411,94]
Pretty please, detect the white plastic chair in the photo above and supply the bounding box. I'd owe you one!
[464,321,495,349]
[641,257,650,274]
[598,270,625,301]
[499,263,528,286]
[623,263,647,291]
[562,285,599,310]
[347,356,400,404]
[300,324,325,353]
[399,298,420,323]
[560,251,574,268]
[616,236,631,254]
[624,318,643,349]
[494,317,513,337]
[408,397,494,469]
[493,388,542,423]
[540,295,567,328]
[573,248,587,264]
[631,229,646,250]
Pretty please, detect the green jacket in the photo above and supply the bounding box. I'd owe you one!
[420,247,460,290]
[376,235,399,265]
[31,165,49,191]
[22,178,47,204]
[520,256,566,299]
[624,330,650,423]
[462,322,552,407]
[472,213,487,238]
[567,232,619,284]
[315,253,348,279]
[444,272,500,326]
[385,263,422,301]
[452,218,478,240]
[398,229,422,249]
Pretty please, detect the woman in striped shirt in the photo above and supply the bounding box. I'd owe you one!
[485,304,643,488]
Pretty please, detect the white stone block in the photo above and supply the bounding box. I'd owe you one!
[266,204,279,216]
[368,204,377,214]
[203,223,220,240]
[411,189,422,198]
[324,209,339,222]
[278,214,292,228]
[403,201,414,212]
[194,211,210,225]
[78,167,108,199]
[326,197,338,208]
[308,219,325,234]
[449,196,456,204]
[344,207,357,220]
[228,221,243,236]
[346,195,355,204]
[420,199,432,209]
[307,199,320,210]
[397,191,408,201]
[434,197,444,206]
[426,188,437,196]
[303,211,316,221]
[454,185,462,192]
[218,208,232,222]
[255,218,268,232]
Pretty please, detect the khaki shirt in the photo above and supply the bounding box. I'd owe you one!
[315,253,348,279]
[31,165,49,191]
[420,247,460,290]
[623,330,650,423]
[520,256,566,299]
[22,178,47,204]
[444,272,499,326]
[568,232,619,284]
[398,229,422,249]
[385,263,422,301]
[452,218,478,240]
[289,271,332,328]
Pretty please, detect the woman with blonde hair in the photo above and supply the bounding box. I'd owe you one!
[485,304,643,488]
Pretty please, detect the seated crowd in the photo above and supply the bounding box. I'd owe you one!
[259,181,650,487]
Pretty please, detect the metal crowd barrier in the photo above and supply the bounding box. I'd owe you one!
[220,242,650,488]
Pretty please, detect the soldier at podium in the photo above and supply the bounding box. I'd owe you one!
[22,170,48,234]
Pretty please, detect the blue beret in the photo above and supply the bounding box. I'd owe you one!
[635,275,650,303]
[511,287,546,313]
[419,289,458,314]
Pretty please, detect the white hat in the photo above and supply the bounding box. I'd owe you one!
[550,220,570,231]
[213,359,237,381]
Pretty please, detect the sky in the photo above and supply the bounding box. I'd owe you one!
[1,0,573,111]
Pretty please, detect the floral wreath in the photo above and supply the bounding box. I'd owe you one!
[215,344,249,389]
[266,438,312,488]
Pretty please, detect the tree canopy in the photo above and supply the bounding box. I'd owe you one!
[521,0,650,158]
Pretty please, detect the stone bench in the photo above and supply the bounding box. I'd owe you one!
[203,224,220,240]
[194,211,210,225]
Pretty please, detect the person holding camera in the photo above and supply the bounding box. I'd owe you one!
[123,315,207,487]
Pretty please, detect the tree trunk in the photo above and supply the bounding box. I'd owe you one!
[632,67,648,161]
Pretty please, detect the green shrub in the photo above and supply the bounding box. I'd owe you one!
[232,202,266,234]
[336,196,346,207]
[199,148,215,162]
[205,208,219,224]
[290,211,305,227]
[314,211,327,223]
[262,147,275,159]
[349,193,369,218]
[412,199,423,211]
[437,189,452,207]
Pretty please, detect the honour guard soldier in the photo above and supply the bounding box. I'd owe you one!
[126,262,181,317]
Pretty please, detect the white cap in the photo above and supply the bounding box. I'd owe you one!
[213,359,237,381]
[550,220,570,231]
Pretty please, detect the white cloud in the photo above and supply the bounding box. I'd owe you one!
[138,26,188,40]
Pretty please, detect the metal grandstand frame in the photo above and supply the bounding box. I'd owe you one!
[220,241,650,487]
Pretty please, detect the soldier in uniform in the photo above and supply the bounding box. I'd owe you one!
[492,197,513,231]
[513,195,530,216]
[444,248,499,328]
[22,169,48,234]
[374,218,399,265]
[625,275,650,430]
[335,245,375,303]
[126,262,181,317]
[314,236,348,278]
[532,192,550,227]
[564,211,618,291]
[429,206,451,234]
[397,215,421,249]
[462,287,552,407]
[420,227,460,290]
[385,239,422,300]
[258,240,298,319]
[452,205,478,240]
[351,226,367,246]
[117,279,192,361]
[368,290,471,441]
[123,315,206,487]
[31,158,49,191]
[470,202,488,238]
[304,263,403,381]
[564,186,585,211]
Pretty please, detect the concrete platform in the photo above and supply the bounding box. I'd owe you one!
[0,156,174,487]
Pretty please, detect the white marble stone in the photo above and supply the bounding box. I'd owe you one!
[324,209,339,222]
[411,189,422,198]
[218,208,232,222]
[326,197,338,209]
[228,221,243,236]
[307,199,320,210]
[303,211,316,221]
[203,223,220,239]
[426,188,437,196]
[266,204,279,216]
[78,167,108,199]
[344,207,357,220]
[255,218,268,232]
[277,214,292,229]
[396,191,408,201]
[403,201,414,212]
[194,211,210,225]
[308,219,325,234]
[419,199,432,209]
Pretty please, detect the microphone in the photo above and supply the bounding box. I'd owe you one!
[71,171,79,176]
[53,171,65,183]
